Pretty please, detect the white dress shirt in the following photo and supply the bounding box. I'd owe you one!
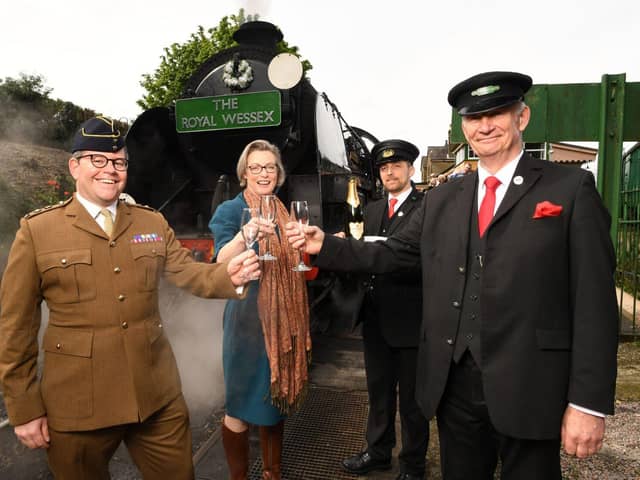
[476,151,523,213]
[388,185,413,212]
[74,193,118,233]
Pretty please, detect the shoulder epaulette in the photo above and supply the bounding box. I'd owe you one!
[24,197,73,219]
[128,202,157,212]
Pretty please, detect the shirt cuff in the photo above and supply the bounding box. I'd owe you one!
[235,285,244,296]
[569,403,605,418]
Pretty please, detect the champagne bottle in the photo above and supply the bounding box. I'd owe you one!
[345,177,364,239]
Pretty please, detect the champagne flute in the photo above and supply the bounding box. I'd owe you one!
[260,194,277,261]
[240,207,260,252]
[290,200,312,272]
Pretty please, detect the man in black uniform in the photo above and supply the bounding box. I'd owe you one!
[342,140,428,480]
[289,72,618,480]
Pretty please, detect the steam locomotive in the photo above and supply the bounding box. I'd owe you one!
[125,20,379,262]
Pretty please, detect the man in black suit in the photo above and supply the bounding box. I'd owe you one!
[287,72,618,479]
[342,140,428,480]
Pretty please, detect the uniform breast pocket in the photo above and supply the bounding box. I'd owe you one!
[131,244,166,291]
[37,249,96,303]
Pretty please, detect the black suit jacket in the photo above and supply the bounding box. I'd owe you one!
[316,154,618,440]
[360,188,423,347]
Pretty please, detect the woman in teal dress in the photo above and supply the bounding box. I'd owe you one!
[209,139,311,480]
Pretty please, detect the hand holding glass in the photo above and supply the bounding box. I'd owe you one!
[260,195,277,261]
[290,201,312,272]
[240,208,260,251]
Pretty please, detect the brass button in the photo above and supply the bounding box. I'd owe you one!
[114,267,121,273]
[61,258,67,265]
[110,241,116,247]
[458,266,465,273]
[56,343,61,349]
[446,338,454,345]
[118,294,125,301]
[158,323,163,329]
[121,321,128,329]
[452,301,461,308]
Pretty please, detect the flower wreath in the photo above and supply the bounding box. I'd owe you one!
[222,58,254,90]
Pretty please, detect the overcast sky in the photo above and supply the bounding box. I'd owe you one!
[2,0,638,158]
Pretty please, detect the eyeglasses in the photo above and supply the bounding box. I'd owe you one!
[247,164,277,175]
[77,154,128,171]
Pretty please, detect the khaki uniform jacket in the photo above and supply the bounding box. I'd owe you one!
[0,196,238,431]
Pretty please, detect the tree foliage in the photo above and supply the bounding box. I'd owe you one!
[0,73,127,148]
[138,9,312,110]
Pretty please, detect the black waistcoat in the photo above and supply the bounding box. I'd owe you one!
[379,202,394,235]
[452,203,485,363]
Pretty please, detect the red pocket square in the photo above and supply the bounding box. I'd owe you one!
[533,201,563,218]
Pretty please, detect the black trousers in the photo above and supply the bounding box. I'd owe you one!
[362,316,429,475]
[436,352,561,480]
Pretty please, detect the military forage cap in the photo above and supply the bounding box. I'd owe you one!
[448,71,532,116]
[71,116,125,153]
[371,139,419,167]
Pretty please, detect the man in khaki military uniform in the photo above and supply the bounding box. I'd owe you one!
[0,116,260,479]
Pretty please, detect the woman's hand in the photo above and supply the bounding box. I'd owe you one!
[256,217,275,240]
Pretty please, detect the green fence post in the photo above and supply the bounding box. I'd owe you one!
[597,73,626,244]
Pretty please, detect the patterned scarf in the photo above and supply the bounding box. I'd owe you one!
[243,189,311,413]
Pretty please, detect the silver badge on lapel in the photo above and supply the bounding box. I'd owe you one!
[398,211,404,217]
[513,175,524,185]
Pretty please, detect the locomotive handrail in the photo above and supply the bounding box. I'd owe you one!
[319,92,372,158]
[157,178,193,213]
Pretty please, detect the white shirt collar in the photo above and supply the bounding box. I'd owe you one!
[75,192,118,221]
[476,150,524,213]
[477,150,523,188]
[388,185,413,209]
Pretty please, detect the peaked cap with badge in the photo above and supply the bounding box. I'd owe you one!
[448,71,532,116]
[371,139,420,167]
[71,115,125,152]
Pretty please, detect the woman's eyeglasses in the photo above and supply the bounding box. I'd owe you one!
[247,164,277,175]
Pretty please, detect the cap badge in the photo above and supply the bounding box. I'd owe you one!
[471,85,501,97]
[382,149,395,158]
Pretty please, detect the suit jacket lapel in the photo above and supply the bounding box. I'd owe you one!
[66,198,134,240]
[490,154,542,230]
[112,202,133,240]
[66,198,108,238]
[387,188,419,236]
[454,173,477,249]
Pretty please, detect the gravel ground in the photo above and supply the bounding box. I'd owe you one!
[560,401,640,480]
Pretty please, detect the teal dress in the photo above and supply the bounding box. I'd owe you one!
[209,193,285,426]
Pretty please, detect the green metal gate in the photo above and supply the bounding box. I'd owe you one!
[617,144,640,336]
[450,73,640,337]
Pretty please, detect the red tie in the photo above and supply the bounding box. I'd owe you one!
[388,198,398,218]
[478,176,501,237]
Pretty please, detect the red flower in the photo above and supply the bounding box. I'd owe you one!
[46,180,58,186]
[533,201,563,218]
